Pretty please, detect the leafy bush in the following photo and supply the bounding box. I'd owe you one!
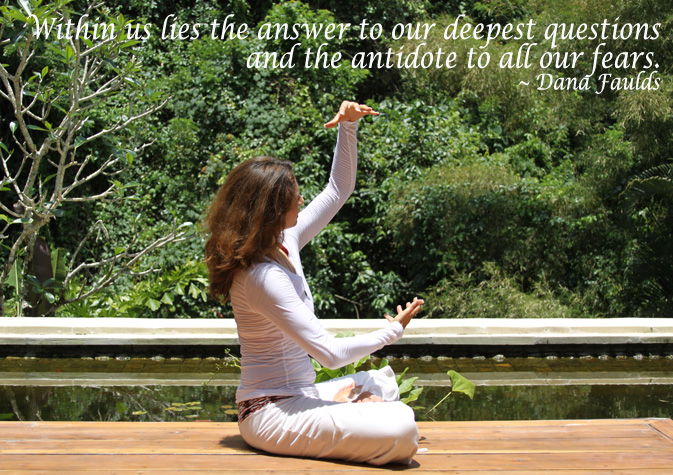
[423,262,583,319]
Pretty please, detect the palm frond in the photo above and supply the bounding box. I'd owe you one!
[621,163,673,217]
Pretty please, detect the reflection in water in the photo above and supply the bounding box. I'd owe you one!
[0,385,239,422]
[1,384,672,422]
[417,384,673,421]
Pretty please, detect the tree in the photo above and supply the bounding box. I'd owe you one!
[621,163,673,317]
[0,0,189,317]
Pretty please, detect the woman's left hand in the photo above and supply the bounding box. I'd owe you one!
[324,100,379,128]
[384,297,424,329]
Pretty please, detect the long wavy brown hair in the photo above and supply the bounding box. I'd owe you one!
[204,156,297,301]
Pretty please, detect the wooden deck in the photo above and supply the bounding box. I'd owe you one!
[1,418,673,473]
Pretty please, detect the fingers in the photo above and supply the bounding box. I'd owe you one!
[324,102,348,128]
[386,297,424,329]
[324,101,348,128]
[356,103,379,119]
[324,114,339,129]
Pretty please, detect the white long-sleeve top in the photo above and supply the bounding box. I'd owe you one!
[231,121,404,403]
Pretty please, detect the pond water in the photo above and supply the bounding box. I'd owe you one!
[2,383,673,423]
[1,354,672,422]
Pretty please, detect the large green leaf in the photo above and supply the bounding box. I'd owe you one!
[50,248,67,284]
[398,376,418,395]
[5,258,22,291]
[401,387,423,405]
[145,298,161,311]
[448,370,475,400]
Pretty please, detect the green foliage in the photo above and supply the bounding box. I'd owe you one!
[620,163,673,317]
[384,139,634,317]
[59,261,211,318]
[203,348,241,387]
[312,353,371,383]
[311,332,372,382]
[3,258,22,317]
[0,0,182,317]
[311,332,423,405]
[388,363,424,405]
[3,0,669,319]
[4,258,21,293]
[622,164,673,215]
[423,263,582,319]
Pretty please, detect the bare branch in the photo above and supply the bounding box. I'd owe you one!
[62,227,189,305]
[79,75,123,104]
[0,65,17,107]
[9,131,30,157]
[80,33,117,58]
[102,168,125,178]
[20,80,46,116]
[83,98,168,145]
[127,267,159,278]
[1,153,27,197]
[14,34,36,78]
[67,220,108,281]
[0,200,20,218]
[62,184,117,202]
[1,222,11,239]
[60,155,122,200]
[23,109,45,122]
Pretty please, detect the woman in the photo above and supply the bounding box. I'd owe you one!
[204,101,424,465]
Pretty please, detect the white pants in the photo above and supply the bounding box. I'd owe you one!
[238,366,419,465]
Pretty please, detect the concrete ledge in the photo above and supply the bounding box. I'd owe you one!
[2,317,673,347]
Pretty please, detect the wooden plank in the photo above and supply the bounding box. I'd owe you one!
[0,418,657,433]
[650,418,673,441]
[2,452,673,471]
[1,419,659,440]
[0,438,253,454]
[0,421,237,431]
[412,453,673,471]
[417,418,656,430]
[0,426,239,441]
[1,435,670,455]
[415,418,659,430]
[419,426,658,440]
[7,425,650,443]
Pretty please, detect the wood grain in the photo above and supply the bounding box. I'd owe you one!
[1,419,672,473]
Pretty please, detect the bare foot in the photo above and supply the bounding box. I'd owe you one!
[333,383,362,402]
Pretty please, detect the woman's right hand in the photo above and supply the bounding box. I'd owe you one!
[324,100,378,128]
[384,297,424,329]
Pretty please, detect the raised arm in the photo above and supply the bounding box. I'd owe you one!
[289,101,378,250]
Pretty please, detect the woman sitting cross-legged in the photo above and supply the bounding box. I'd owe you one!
[204,100,424,465]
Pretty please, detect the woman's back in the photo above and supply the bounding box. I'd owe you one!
[231,260,318,402]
